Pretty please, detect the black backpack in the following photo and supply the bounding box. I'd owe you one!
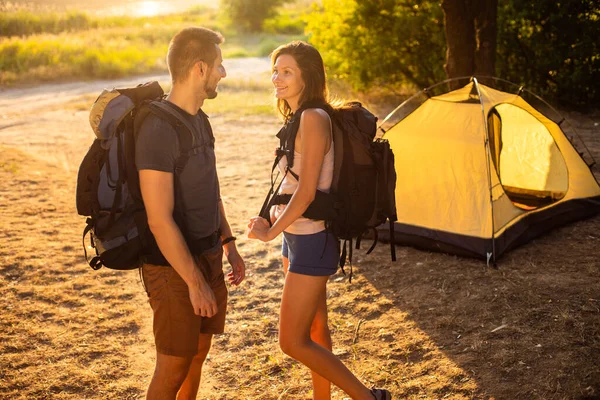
[76,81,198,271]
[259,102,398,279]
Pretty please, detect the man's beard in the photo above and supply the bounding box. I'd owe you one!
[205,80,218,99]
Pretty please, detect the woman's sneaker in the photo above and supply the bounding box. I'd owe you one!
[371,388,392,400]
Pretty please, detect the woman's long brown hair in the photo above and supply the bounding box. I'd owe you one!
[270,41,330,122]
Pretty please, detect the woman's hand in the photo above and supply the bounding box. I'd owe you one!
[247,216,273,242]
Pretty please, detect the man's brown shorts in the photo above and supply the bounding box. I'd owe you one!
[141,245,228,357]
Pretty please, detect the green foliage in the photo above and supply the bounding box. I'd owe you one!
[218,34,304,59]
[1,10,124,37]
[306,0,446,92]
[221,0,287,32]
[497,0,600,107]
[263,6,306,34]
[307,0,599,106]
[0,11,300,86]
[0,8,218,38]
[0,28,168,83]
[1,10,85,37]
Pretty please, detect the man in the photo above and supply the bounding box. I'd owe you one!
[135,27,245,400]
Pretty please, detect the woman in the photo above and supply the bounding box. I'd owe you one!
[247,41,391,400]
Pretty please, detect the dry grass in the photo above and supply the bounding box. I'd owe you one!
[0,145,153,399]
[0,81,599,400]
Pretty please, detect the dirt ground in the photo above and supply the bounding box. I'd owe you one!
[1,66,599,400]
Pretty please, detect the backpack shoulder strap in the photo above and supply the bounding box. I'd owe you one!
[277,116,300,170]
[278,102,332,170]
[136,100,200,239]
[149,101,197,149]
[142,100,198,175]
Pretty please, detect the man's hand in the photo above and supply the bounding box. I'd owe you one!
[188,281,217,317]
[225,245,245,286]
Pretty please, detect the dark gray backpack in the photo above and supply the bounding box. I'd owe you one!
[76,82,197,270]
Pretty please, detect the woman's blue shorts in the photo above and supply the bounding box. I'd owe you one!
[281,230,340,276]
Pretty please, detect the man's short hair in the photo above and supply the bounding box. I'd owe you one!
[167,27,224,83]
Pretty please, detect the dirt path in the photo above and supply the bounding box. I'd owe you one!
[0,57,272,172]
[0,57,270,116]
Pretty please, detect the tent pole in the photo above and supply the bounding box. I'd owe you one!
[472,77,497,266]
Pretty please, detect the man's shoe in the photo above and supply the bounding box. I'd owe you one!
[371,388,392,400]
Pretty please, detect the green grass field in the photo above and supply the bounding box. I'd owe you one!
[0,5,307,86]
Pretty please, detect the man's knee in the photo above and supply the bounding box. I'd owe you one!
[194,334,213,363]
[154,354,193,389]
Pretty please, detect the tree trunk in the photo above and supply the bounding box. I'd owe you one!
[474,0,498,77]
[442,0,476,89]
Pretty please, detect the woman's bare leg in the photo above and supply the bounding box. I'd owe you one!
[283,257,332,399]
[279,270,373,400]
[310,289,332,399]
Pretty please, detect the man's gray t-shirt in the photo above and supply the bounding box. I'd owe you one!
[135,101,221,243]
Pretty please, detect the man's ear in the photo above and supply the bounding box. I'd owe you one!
[196,61,207,78]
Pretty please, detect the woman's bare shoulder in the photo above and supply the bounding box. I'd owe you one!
[295,108,332,152]
[299,108,331,131]
[302,107,330,120]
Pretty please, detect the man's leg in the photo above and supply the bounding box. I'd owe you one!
[147,353,193,400]
[177,333,213,400]
[142,264,204,400]
[175,247,226,399]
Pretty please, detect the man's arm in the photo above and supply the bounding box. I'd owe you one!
[139,169,218,317]
[218,199,245,286]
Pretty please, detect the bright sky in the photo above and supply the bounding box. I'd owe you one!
[96,0,217,17]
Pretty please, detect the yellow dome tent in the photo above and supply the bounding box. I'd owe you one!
[379,77,600,264]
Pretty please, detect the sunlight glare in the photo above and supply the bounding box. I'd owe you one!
[135,1,162,17]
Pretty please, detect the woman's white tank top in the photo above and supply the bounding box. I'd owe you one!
[273,141,334,234]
